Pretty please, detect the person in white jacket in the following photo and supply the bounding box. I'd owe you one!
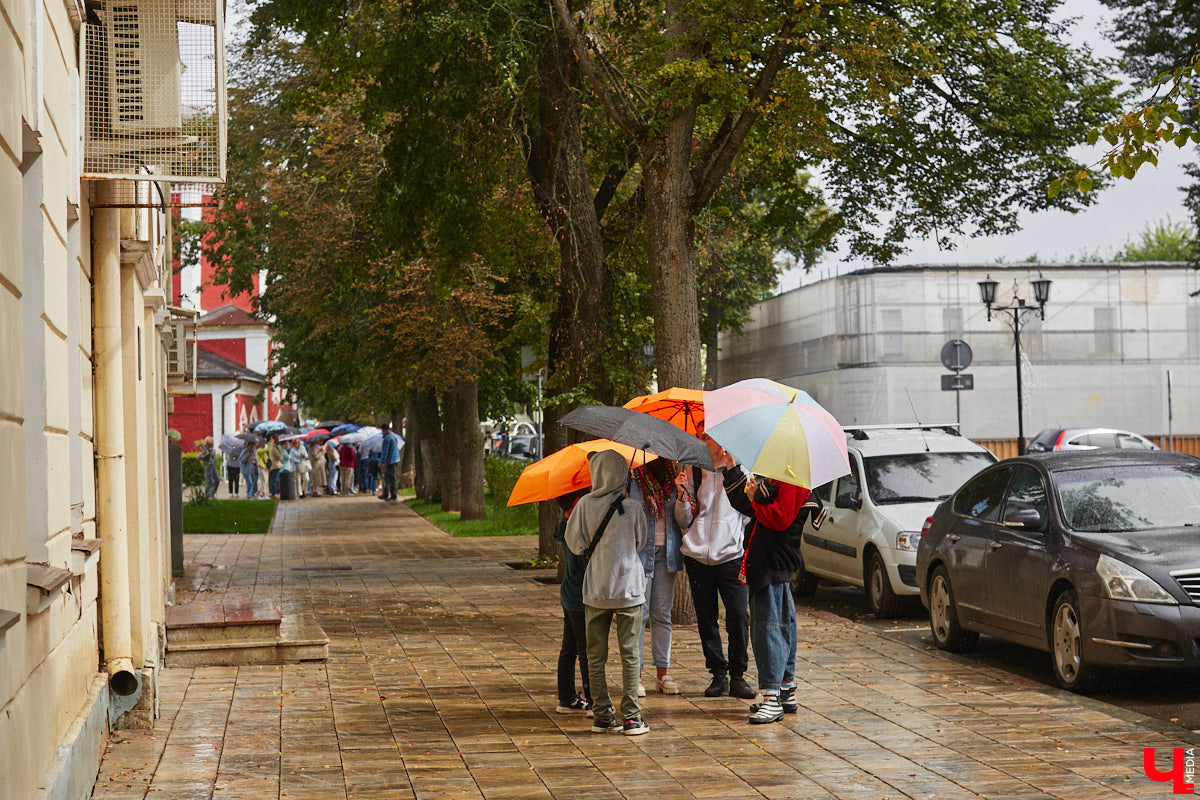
[565,449,649,736]
[673,424,755,700]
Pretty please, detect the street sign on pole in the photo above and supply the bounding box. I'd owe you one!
[940,339,973,372]
[940,373,974,391]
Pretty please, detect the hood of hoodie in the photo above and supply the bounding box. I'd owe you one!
[588,449,629,497]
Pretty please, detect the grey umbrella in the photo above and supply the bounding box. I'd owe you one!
[560,405,713,470]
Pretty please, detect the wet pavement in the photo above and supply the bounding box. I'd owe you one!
[92,496,1197,799]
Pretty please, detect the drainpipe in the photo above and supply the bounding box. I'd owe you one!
[93,181,138,697]
[220,378,243,436]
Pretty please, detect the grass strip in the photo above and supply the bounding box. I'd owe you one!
[405,491,536,537]
[182,499,278,534]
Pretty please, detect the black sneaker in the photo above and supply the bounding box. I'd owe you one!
[704,674,729,697]
[728,676,756,700]
[555,694,593,714]
[591,716,623,734]
[622,717,650,736]
[749,694,783,724]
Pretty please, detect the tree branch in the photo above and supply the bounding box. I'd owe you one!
[548,0,646,140]
[593,142,641,222]
[692,21,796,211]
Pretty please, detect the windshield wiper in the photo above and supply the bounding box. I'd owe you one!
[876,495,939,505]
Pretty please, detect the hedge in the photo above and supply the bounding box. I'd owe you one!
[483,455,536,528]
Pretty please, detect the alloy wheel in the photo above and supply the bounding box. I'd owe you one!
[1053,602,1081,683]
[930,575,951,643]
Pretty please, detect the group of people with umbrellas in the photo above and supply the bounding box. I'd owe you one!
[213,419,404,501]
[509,379,850,734]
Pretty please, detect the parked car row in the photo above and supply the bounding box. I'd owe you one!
[792,424,1200,694]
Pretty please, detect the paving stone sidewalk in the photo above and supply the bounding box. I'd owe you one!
[92,496,1192,799]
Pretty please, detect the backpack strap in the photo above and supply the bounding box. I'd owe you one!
[583,495,626,558]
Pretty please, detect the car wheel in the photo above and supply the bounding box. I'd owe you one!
[928,565,978,653]
[1050,589,1100,693]
[866,550,901,618]
[791,564,819,598]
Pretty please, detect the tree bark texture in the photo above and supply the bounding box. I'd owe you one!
[524,21,614,556]
[410,389,441,503]
[455,379,486,520]
[703,298,720,390]
[439,387,462,513]
[644,114,702,392]
[398,404,414,488]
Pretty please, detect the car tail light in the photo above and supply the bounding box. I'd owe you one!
[921,516,934,536]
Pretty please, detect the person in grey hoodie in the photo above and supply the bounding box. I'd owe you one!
[673,423,755,700]
[565,449,649,736]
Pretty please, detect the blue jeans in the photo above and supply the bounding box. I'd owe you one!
[638,545,676,670]
[244,467,258,499]
[749,582,796,692]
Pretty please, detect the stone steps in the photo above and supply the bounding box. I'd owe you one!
[165,602,328,666]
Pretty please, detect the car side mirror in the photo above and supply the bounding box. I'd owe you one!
[836,488,862,511]
[1003,508,1043,530]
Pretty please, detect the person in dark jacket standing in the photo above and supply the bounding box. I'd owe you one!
[720,457,821,724]
[552,489,591,714]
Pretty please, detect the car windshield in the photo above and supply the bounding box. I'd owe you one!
[863,452,996,505]
[1056,464,1200,532]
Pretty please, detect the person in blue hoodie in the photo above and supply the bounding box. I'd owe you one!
[565,450,649,736]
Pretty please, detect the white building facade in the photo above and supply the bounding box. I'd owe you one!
[719,263,1200,444]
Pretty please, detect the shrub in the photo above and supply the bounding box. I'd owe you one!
[181,453,204,486]
[483,454,536,528]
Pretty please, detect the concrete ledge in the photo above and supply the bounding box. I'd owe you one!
[165,614,328,666]
[34,674,109,800]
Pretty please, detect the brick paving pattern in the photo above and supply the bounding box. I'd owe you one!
[92,496,1193,799]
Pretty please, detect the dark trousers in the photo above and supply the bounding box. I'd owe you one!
[227,466,240,495]
[684,555,750,679]
[557,609,591,705]
[269,468,280,497]
[382,462,398,500]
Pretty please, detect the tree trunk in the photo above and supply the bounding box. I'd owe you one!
[398,404,414,489]
[524,22,614,557]
[644,114,703,391]
[456,379,486,520]
[410,389,441,502]
[703,299,720,390]
[439,387,462,513]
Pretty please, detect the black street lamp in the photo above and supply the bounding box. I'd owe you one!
[978,273,1051,455]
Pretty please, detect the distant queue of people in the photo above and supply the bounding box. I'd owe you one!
[216,423,403,502]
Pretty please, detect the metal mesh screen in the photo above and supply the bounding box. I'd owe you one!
[89,180,224,208]
[84,0,226,183]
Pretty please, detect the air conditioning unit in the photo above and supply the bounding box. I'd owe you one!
[84,0,226,182]
[165,306,199,395]
[104,1,183,135]
[165,318,187,378]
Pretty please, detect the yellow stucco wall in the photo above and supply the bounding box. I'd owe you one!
[1,1,179,796]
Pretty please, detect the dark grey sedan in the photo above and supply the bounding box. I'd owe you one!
[916,450,1200,692]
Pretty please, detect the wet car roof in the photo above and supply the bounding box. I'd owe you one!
[1010,450,1199,473]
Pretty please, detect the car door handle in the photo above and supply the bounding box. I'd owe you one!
[948,535,960,543]
[989,541,1002,550]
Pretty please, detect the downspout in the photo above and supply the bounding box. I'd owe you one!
[220,378,243,436]
[93,181,138,696]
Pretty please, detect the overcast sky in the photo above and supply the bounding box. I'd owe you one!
[779,0,1192,290]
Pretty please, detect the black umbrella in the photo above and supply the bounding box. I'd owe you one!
[560,405,713,470]
[236,432,264,444]
[317,420,346,430]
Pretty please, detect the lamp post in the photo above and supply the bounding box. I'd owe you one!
[978,273,1051,455]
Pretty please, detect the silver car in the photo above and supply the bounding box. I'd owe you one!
[1026,427,1158,452]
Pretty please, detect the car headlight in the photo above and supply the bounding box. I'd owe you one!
[896,531,921,552]
[1095,554,1177,605]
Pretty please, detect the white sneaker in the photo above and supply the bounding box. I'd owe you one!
[656,675,680,695]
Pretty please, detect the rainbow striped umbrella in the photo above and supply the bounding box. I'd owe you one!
[704,378,849,489]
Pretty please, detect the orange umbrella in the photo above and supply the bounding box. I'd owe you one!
[623,387,706,435]
[506,439,658,506]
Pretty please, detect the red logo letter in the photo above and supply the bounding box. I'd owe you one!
[1144,748,1196,795]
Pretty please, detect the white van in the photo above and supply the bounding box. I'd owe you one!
[794,425,996,617]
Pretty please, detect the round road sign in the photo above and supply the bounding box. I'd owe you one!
[940,339,972,372]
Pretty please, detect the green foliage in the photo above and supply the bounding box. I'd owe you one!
[186,487,210,507]
[482,454,538,530]
[182,499,278,534]
[1116,218,1198,262]
[404,494,536,537]
[181,453,204,487]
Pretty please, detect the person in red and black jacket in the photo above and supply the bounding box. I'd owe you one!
[720,457,822,724]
